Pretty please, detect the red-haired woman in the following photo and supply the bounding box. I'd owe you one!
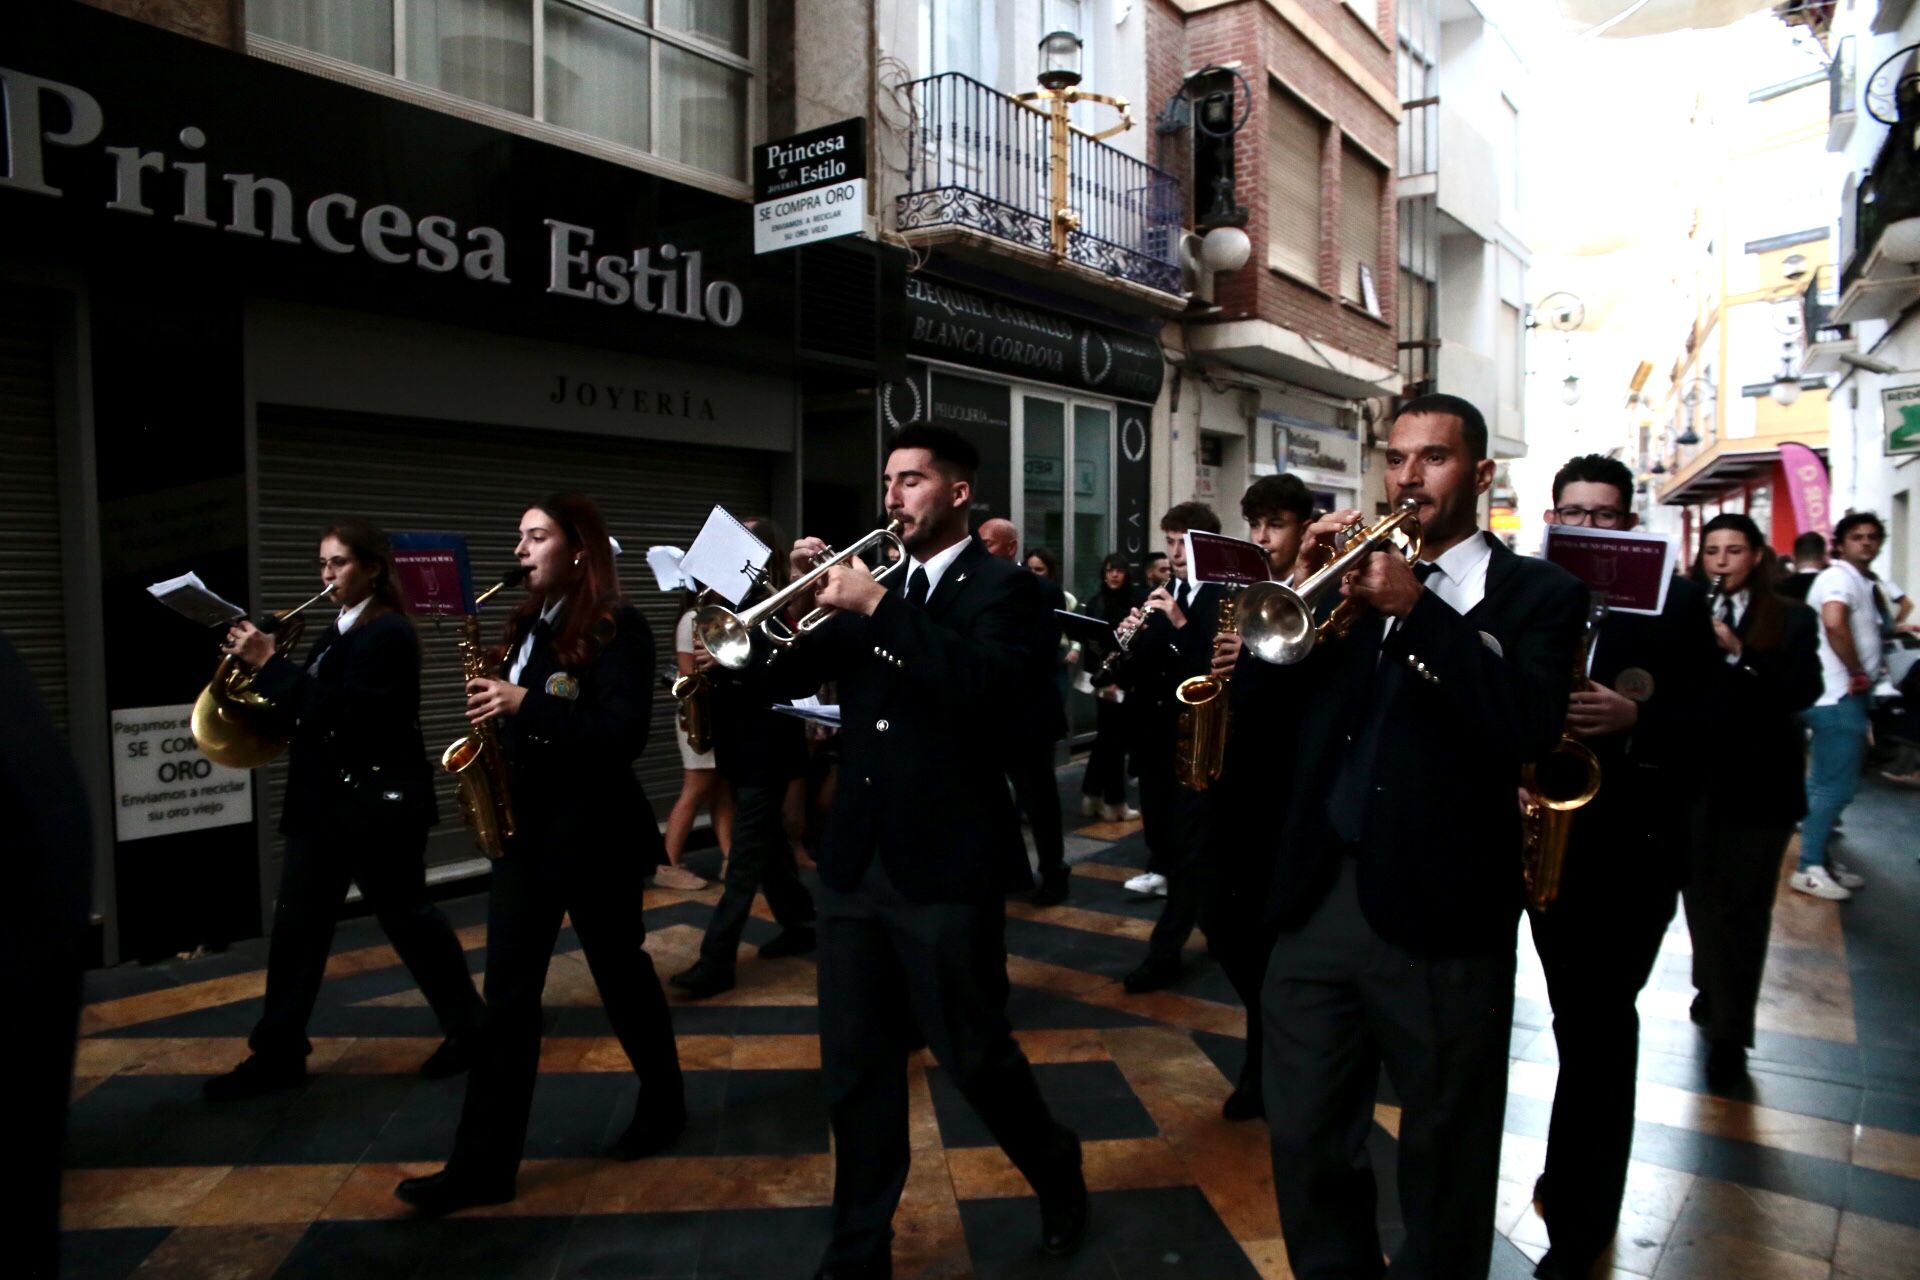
[207,522,483,1100]
[398,495,685,1214]
[1682,513,1822,1092]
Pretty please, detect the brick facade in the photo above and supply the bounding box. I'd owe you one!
[78,0,235,47]
[1160,0,1398,374]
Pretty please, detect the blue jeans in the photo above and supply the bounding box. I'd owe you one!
[1799,695,1869,872]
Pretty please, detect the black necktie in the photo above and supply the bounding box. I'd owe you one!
[1718,595,1734,626]
[1415,562,1441,586]
[906,566,930,608]
[1175,579,1189,611]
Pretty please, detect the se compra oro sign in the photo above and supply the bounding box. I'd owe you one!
[753,118,865,254]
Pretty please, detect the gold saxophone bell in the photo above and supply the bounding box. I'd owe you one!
[673,670,713,754]
[1520,593,1609,912]
[190,584,339,769]
[1237,498,1424,666]
[694,521,908,671]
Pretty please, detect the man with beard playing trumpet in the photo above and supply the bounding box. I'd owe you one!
[1212,394,1585,1279]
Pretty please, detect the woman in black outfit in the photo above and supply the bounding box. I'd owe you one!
[1078,552,1144,821]
[207,523,483,1100]
[398,494,684,1214]
[1682,513,1823,1092]
[671,515,817,999]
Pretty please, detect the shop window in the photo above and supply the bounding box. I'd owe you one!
[248,0,755,184]
[1266,87,1324,284]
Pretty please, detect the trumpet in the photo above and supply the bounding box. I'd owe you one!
[1238,498,1425,666]
[695,521,908,671]
[191,584,339,769]
[440,567,530,860]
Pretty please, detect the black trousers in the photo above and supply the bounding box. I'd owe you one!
[250,825,482,1061]
[1081,698,1129,805]
[1138,760,1208,964]
[1528,862,1676,1265]
[699,779,816,970]
[1007,737,1065,881]
[1264,857,1515,1280]
[815,857,1078,1270]
[1202,850,1274,1091]
[450,838,683,1180]
[1684,808,1793,1049]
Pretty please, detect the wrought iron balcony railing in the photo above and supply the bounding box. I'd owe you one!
[1802,263,1846,343]
[896,72,1184,297]
[1840,109,1920,297]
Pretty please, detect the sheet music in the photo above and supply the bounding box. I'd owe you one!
[680,506,773,606]
[646,545,691,592]
[147,572,246,628]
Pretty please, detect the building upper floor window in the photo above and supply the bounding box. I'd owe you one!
[1338,142,1385,308]
[1267,87,1325,284]
[247,0,754,184]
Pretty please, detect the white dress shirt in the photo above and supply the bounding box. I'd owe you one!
[1719,587,1749,665]
[509,599,565,686]
[906,536,972,601]
[1382,530,1493,641]
[309,596,372,671]
[1808,562,1882,705]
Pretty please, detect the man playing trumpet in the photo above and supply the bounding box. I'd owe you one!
[1214,394,1586,1278]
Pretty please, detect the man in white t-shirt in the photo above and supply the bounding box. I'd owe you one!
[1793,512,1890,900]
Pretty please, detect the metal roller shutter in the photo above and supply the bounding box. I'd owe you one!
[255,408,773,870]
[0,282,68,739]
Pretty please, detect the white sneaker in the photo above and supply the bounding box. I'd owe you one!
[1080,795,1101,818]
[1828,861,1867,890]
[1101,803,1142,823]
[1789,866,1853,901]
[1123,871,1169,897]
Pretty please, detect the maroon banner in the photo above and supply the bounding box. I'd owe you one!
[1541,525,1676,616]
[1185,530,1273,588]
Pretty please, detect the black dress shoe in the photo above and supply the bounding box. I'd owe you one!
[393,1167,514,1215]
[1689,992,1712,1028]
[1705,1041,1751,1096]
[419,1037,474,1080]
[1123,955,1181,994]
[1038,1135,1089,1256]
[758,927,818,959]
[1029,870,1070,907]
[1533,1246,1596,1280]
[1221,1082,1264,1121]
[610,1102,688,1160]
[203,1054,306,1102]
[669,960,736,999]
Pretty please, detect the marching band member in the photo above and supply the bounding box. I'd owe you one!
[765,423,1088,1279]
[1226,395,1585,1278]
[397,495,684,1214]
[207,523,482,1100]
[1117,502,1222,994]
[673,516,818,999]
[1527,457,1719,1279]
[1683,513,1822,1092]
[1076,553,1145,825]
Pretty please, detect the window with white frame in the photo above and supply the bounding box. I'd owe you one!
[247,0,754,183]
[921,0,996,83]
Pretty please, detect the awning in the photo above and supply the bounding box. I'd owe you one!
[1557,0,1780,38]
[1658,444,1825,506]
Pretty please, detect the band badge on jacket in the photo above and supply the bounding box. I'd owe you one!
[1615,667,1655,701]
[545,672,581,701]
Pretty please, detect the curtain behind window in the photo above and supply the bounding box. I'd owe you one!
[249,0,395,72]
[406,0,533,115]
[544,1,651,151]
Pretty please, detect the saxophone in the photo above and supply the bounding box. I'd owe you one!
[1519,592,1608,911]
[672,671,713,753]
[440,568,529,860]
[1174,588,1241,792]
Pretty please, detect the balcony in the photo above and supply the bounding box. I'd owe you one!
[1834,100,1920,323]
[1827,34,1856,152]
[895,73,1184,301]
[1800,263,1855,375]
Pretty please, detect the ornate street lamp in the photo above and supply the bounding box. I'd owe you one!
[1016,30,1132,259]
